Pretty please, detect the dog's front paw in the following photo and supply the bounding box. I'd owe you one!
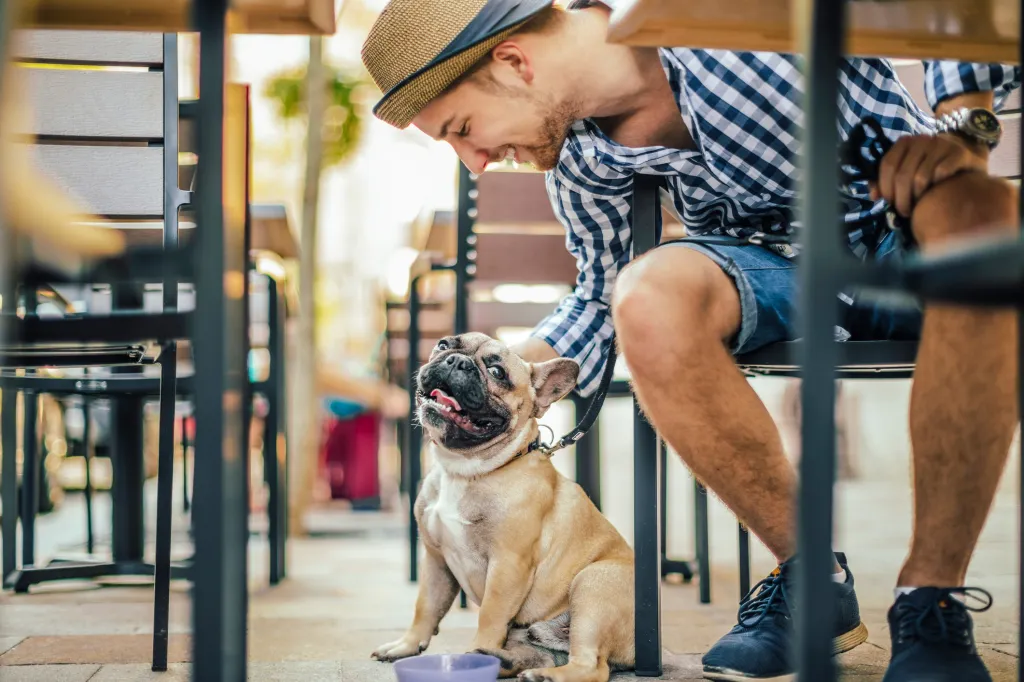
[371,637,426,662]
[518,671,555,682]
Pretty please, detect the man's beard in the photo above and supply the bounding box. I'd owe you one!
[521,101,577,171]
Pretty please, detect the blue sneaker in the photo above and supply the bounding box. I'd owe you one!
[882,587,993,682]
[702,552,868,681]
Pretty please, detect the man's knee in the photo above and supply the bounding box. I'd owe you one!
[912,171,1019,247]
[611,247,740,363]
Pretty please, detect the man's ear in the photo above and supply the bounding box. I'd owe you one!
[530,358,580,416]
[492,40,534,84]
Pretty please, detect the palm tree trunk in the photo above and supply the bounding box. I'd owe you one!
[289,35,327,537]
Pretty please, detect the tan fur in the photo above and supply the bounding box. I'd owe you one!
[373,333,635,681]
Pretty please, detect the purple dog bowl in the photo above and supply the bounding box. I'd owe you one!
[393,653,500,682]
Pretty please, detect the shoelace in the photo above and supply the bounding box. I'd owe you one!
[737,569,792,628]
[895,587,994,647]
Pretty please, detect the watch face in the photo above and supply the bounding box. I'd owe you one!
[968,109,1000,135]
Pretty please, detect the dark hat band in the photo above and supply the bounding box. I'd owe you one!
[373,0,552,116]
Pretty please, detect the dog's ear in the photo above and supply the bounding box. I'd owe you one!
[530,358,580,416]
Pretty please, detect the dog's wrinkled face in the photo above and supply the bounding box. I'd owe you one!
[416,332,579,454]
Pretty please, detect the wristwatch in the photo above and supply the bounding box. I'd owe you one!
[934,107,1002,150]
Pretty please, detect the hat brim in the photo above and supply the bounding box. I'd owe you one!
[373,0,553,129]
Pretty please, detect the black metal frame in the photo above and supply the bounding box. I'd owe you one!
[190,4,251,676]
[0,34,188,603]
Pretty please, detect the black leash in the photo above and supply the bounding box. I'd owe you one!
[533,115,903,458]
[536,339,619,456]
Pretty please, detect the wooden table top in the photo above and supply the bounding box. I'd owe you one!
[27,0,339,35]
[608,0,1020,64]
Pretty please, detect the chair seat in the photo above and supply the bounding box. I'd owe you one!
[737,340,918,379]
[0,342,159,368]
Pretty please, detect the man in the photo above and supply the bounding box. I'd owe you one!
[361,0,1020,680]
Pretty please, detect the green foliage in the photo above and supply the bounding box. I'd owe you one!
[264,64,366,168]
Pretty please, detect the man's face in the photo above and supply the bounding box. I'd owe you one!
[414,46,578,174]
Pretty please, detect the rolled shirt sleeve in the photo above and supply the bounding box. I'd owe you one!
[923,60,1021,112]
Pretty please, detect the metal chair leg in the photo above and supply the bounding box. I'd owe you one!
[83,399,94,555]
[265,276,286,585]
[181,417,190,514]
[739,524,751,598]
[152,342,177,671]
[20,391,38,571]
[573,393,602,510]
[660,441,693,582]
[695,480,710,604]
[1,388,16,583]
[633,400,662,676]
[407,275,423,583]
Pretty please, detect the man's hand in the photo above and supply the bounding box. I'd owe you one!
[509,336,559,365]
[870,132,988,218]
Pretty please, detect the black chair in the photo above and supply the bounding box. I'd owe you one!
[0,26,274,674]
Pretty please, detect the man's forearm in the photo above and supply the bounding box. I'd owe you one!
[510,336,560,364]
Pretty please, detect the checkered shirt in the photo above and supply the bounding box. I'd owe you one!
[531,38,1020,396]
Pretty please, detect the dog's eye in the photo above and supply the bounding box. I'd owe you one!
[436,340,449,351]
[488,366,506,381]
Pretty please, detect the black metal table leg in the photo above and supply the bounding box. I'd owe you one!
[695,481,711,604]
[111,394,145,564]
[1,387,16,582]
[191,1,250,678]
[152,342,177,671]
[20,391,38,568]
[795,0,846,679]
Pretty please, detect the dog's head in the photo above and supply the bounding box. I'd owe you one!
[416,332,579,465]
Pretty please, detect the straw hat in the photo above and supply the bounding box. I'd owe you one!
[362,0,554,128]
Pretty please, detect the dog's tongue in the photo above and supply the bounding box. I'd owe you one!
[431,389,462,412]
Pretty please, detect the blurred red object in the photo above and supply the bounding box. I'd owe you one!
[319,411,381,509]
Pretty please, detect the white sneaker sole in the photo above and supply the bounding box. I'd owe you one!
[702,621,869,681]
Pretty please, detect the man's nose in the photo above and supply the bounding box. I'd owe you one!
[445,353,476,373]
[451,140,490,175]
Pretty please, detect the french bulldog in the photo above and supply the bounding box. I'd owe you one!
[372,332,635,682]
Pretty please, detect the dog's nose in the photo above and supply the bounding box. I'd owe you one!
[444,353,475,372]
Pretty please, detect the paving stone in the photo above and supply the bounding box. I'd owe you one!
[0,603,190,637]
[0,639,24,656]
[0,635,191,666]
[89,663,191,681]
[0,664,100,681]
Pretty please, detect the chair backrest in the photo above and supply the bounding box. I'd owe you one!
[14,30,175,219]
[893,60,1021,180]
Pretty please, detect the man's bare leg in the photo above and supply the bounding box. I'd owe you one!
[611,247,798,562]
[900,171,1019,588]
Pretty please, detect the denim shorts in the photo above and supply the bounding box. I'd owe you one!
[670,231,923,355]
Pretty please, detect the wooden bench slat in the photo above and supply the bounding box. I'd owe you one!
[32,145,162,217]
[14,30,163,66]
[24,68,163,139]
[473,232,577,285]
